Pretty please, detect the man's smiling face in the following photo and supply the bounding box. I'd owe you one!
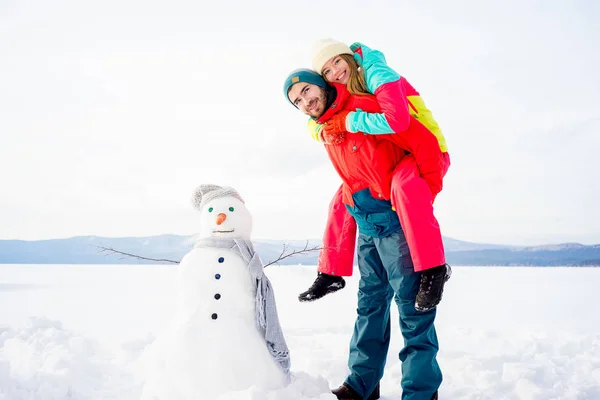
[287,82,327,119]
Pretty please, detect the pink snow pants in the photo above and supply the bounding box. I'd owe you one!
[317,152,451,275]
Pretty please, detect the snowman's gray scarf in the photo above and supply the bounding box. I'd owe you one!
[194,238,291,380]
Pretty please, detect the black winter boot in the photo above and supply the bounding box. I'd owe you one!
[415,264,452,312]
[298,272,346,302]
[331,382,380,400]
[431,390,438,400]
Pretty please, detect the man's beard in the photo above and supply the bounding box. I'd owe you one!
[308,89,328,119]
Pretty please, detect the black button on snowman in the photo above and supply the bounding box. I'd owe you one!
[212,256,226,320]
[214,269,221,321]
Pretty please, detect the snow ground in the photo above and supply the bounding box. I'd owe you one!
[0,264,599,399]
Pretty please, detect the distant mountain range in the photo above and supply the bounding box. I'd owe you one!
[0,235,599,267]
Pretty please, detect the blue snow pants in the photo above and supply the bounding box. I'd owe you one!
[345,231,442,400]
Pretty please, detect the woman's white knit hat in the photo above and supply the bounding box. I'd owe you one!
[311,39,353,74]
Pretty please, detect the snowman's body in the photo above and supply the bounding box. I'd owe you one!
[168,247,286,397]
[141,185,288,400]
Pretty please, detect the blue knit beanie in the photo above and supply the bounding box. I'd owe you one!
[283,68,327,106]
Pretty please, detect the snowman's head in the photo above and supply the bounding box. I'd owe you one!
[192,184,252,240]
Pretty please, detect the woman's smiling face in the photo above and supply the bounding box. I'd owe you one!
[321,55,351,85]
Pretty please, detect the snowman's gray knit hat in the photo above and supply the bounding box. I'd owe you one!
[192,184,245,211]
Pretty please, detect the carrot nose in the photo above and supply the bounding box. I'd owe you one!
[216,213,227,225]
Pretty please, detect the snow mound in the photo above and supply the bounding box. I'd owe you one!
[214,371,335,400]
[0,317,137,400]
[439,328,600,400]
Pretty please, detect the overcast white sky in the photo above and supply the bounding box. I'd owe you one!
[1,0,599,246]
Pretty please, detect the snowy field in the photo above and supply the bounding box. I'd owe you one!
[1,264,599,400]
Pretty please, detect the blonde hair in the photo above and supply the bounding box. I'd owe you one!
[323,53,370,96]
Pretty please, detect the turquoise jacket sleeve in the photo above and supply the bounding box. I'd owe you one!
[346,42,411,135]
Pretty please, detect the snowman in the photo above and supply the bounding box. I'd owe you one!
[140,184,290,400]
